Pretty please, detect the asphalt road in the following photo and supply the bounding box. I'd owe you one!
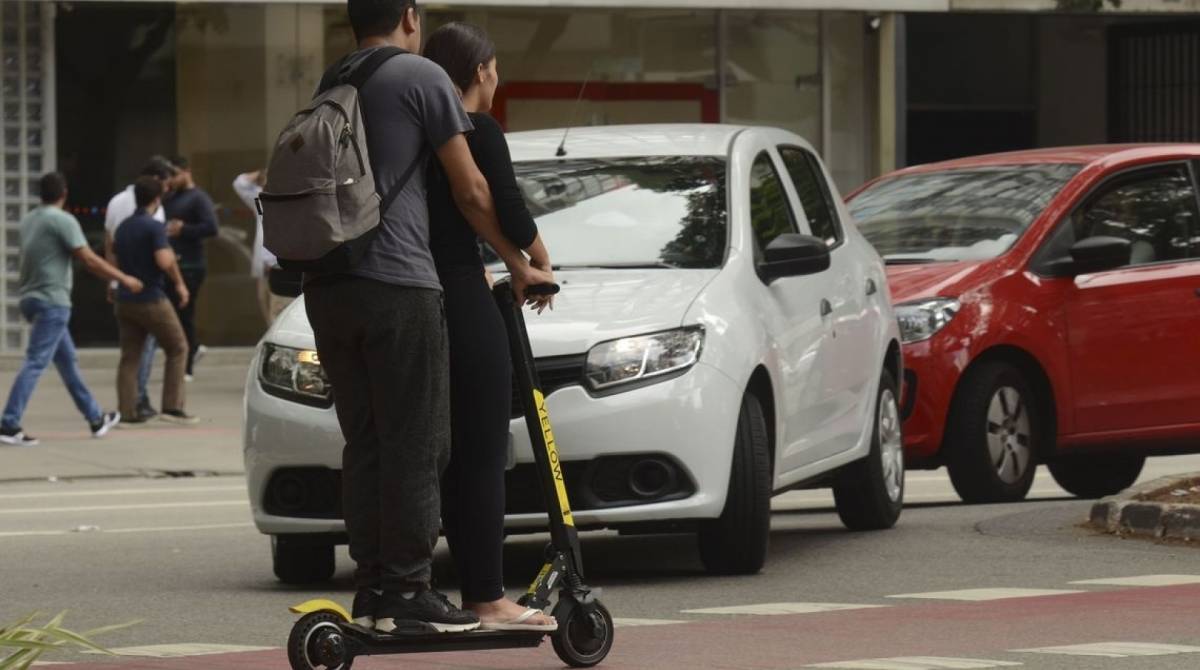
[2,456,1199,669]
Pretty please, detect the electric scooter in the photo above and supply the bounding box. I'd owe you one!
[285,282,615,669]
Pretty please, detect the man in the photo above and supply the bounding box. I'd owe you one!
[305,0,550,634]
[231,169,292,323]
[113,176,198,426]
[162,155,217,381]
[0,173,141,446]
[105,156,176,420]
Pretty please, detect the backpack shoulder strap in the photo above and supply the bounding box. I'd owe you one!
[345,46,408,90]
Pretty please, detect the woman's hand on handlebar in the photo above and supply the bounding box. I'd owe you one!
[507,260,555,308]
[527,256,555,314]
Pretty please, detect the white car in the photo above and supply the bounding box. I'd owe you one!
[244,124,904,583]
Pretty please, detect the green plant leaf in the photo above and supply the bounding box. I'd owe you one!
[81,619,142,638]
[38,626,115,655]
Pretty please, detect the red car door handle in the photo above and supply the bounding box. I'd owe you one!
[1195,288,1200,297]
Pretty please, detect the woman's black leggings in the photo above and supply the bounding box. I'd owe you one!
[439,266,511,604]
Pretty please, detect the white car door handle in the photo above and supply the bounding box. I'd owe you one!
[819,299,833,317]
[866,279,877,296]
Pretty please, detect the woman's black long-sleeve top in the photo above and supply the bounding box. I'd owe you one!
[429,112,539,271]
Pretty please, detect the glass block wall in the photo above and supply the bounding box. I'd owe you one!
[0,2,54,352]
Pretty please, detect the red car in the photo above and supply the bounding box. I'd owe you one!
[848,145,1200,503]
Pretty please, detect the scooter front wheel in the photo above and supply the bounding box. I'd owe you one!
[551,598,614,668]
[287,611,353,670]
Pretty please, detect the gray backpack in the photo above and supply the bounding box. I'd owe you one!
[258,47,418,273]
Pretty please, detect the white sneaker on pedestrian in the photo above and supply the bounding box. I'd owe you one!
[0,426,38,446]
[185,374,194,383]
[194,344,207,365]
[90,411,121,439]
[160,410,200,425]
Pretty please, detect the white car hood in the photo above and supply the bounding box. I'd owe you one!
[266,269,718,358]
[522,269,717,357]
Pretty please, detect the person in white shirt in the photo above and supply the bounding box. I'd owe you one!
[104,156,176,421]
[232,170,292,323]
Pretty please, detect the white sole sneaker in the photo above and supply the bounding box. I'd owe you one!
[374,618,481,634]
[91,413,121,439]
[0,434,38,446]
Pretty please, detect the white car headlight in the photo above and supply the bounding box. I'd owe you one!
[585,327,704,392]
[259,343,333,407]
[895,298,960,344]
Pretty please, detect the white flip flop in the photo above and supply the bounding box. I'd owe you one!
[477,608,559,632]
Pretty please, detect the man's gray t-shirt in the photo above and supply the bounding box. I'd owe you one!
[321,50,472,290]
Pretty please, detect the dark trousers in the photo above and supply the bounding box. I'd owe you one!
[166,267,205,375]
[305,277,450,591]
[438,267,511,604]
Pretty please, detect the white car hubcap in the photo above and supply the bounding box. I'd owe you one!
[987,386,1032,484]
[878,388,904,502]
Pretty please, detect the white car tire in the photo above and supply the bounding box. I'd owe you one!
[697,392,771,576]
[833,369,904,531]
[273,534,336,585]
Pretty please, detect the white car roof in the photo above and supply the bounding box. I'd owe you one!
[506,124,752,162]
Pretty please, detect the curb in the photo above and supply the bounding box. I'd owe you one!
[1088,472,1200,542]
[0,346,257,372]
[0,470,246,486]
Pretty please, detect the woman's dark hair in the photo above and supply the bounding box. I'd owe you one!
[423,22,496,94]
[133,175,164,209]
[39,172,67,204]
[348,0,417,42]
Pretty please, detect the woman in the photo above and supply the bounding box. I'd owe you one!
[424,22,558,631]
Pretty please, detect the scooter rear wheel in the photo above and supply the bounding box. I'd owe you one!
[551,598,614,668]
[287,611,353,670]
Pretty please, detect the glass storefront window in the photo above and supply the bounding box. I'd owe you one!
[724,11,822,151]
[426,9,717,131]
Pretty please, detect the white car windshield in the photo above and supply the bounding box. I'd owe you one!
[487,156,727,269]
[849,164,1081,263]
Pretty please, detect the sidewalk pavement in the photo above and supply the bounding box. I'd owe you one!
[0,347,254,483]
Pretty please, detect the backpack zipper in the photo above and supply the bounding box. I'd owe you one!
[341,123,368,178]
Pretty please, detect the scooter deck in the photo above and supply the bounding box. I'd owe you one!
[340,623,546,656]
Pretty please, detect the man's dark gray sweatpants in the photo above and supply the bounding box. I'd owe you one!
[304,276,449,591]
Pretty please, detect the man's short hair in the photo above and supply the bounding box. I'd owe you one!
[348,0,417,42]
[170,155,190,172]
[39,172,67,204]
[140,155,177,181]
[133,175,164,209]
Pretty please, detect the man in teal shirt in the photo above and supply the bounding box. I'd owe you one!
[0,173,144,446]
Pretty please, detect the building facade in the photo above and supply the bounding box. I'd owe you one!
[1,0,1198,349]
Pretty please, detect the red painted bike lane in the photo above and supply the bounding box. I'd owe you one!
[46,584,1200,669]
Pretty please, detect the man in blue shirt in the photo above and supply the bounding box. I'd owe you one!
[0,173,142,446]
[113,176,199,426]
[163,156,217,381]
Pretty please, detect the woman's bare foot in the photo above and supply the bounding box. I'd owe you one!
[466,597,556,627]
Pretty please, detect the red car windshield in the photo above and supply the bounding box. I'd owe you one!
[849,164,1081,263]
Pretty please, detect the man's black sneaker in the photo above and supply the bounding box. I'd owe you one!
[375,587,480,634]
[137,398,158,421]
[90,411,121,439]
[352,588,379,627]
[0,426,38,446]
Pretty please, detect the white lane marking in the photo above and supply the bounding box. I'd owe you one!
[888,588,1081,601]
[810,657,1022,669]
[85,643,276,658]
[681,602,886,615]
[612,617,686,627]
[0,486,245,500]
[0,522,254,538]
[0,500,246,514]
[1070,575,1200,587]
[1015,642,1200,657]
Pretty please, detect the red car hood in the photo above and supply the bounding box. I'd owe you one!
[885,260,988,303]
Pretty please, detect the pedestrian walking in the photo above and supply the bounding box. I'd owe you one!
[232,170,292,323]
[300,0,551,634]
[104,156,177,420]
[113,176,199,426]
[162,156,216,381]
[0,172,140,446]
